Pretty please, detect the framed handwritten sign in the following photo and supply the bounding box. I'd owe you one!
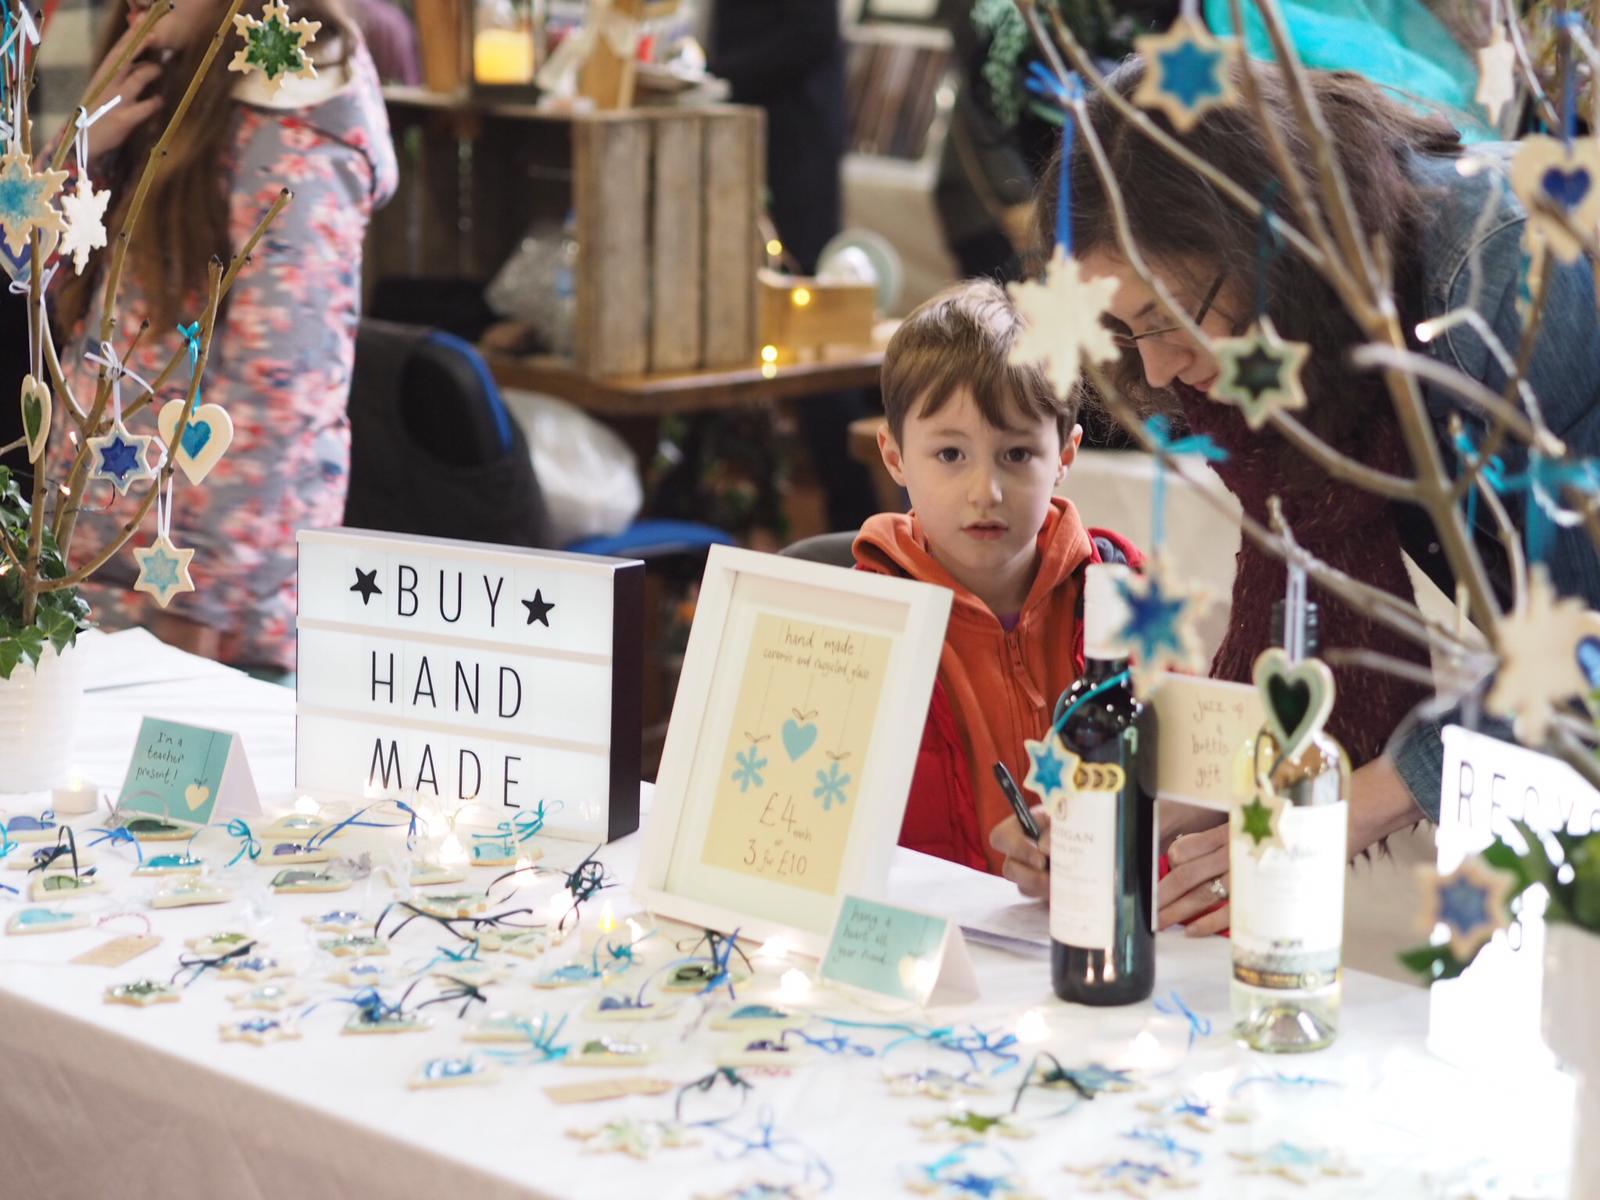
[1149,674,1263,811]
[294,528,644,843]
[637,545,951,955]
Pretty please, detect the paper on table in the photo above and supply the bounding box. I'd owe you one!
[886,847,1049,954]
[76,628,236,693]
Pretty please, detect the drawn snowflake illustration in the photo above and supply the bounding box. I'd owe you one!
[812,761,852,811]
[730,746,767,794]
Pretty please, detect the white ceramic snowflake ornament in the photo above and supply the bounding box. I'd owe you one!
[229,0,322,96]
[1486,565,1600,742]
[1133,16,1238,132]
[1007,244,1121,398]
[1475,26,1517,124]
[132,534,197,608]
[58,177,111,274]
[0,144,67,257]
[1510,135,1600,264]
[1210,317,1309,429]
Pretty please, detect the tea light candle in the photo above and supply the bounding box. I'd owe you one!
[52,767,99,815]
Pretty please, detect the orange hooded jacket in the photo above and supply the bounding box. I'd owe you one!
[853,497,1142,874]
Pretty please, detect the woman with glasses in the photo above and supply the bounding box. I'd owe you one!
[988,57,1600,932]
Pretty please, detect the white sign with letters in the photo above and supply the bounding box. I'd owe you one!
[1431,723,1600,1071]
[295,528,644,842]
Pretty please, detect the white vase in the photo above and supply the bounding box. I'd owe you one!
[1543,923,1600,1198]
[0,641,84,794]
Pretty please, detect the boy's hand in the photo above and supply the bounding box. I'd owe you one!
[990,808,1050,899]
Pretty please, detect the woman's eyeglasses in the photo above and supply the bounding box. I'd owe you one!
[1110,274,1227,352]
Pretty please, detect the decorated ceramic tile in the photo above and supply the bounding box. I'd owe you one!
[567,1118,697,1160]
[1210,319,1310,431]
[320,934,389,958]
[216,955,289,983]
[429,959,501,987]
[227,984,305,1012]
[260,841,331,865]
[150,880,233,908]
[131,533,196,607]
[156,397,234,486]
[1063,1158,1199,1195]
[6,907,90,935]
[463,1011,543,1043]
[409,862,467,888]
[533,960,602,989]
[187,931,257,956]
[659,961,751,993]
[260,814,331,841]
[468,840,523,868]
[270,868,351,894]
[914,1109,1034,1142]
[4,814,62,843]
[302,909,364,933]
[342,1009,431,1035]
[716,1037,812,1070]
[1006,244,1121,399]
[326,962,390,988]
[906,1148,1039,1200]
[564,1037,658,1067]
[412,891,489,919]
[229,0,322,94]
[586,994,681,1023]
[0,144,68,258]
[709,1003,803,1034]
[1132,16,1237,131]
[31,872,104,901]
[115,816,193,842]
[408,1056,502,1089]
[1475,25,1516,122]
[7,845,97,872]
[132,853,206,877]
[220,1016,301,1045]
[1137,1093,1253,1133]
[474,927,550,956]
[1229,1142,1358,1184]
[105,979,180,1007]
[884,1069,994,1101]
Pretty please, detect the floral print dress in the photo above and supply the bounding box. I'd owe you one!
[60,44,397,671]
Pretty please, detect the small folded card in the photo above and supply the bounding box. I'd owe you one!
[114,717,260,828]
[820,894,978,1009]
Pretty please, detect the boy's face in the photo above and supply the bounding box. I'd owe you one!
[879,387,1082,598]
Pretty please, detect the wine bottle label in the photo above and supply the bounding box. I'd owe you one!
[1049,789,1117,951]
[1231,801,1347,991]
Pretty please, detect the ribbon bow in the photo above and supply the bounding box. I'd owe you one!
[222,818,261,866]
[1153,989,1214,1049]
[86,825,145,864]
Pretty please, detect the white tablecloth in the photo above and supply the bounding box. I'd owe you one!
[0,632,1572,1199]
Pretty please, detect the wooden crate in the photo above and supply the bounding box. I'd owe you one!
[371,91,764,378]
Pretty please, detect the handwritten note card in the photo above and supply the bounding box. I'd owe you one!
[699,614,891,896]
[115,717,259,826]
[821,895,978,1007]
[1150,674,1263,811]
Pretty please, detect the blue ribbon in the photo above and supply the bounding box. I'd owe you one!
[698,1108,835,1193]
[1453,429,1506,538]
[218,819,260,867]
[1051,669,1133,741]
[1230,1071,1339,1095]
[1123,1128,1203,1166]
[1557,13,1583,144]
[1152,990,1213,1049]
[482,1011,570,1065]
[306,799,425,851]
[1024,63,1082,253]
[1496,454,1600,565]
[86,826,145,864]
[178,321,203,407]
[1145,415,1229,551]
[784,1028,875,1058]
[471,802,549,850]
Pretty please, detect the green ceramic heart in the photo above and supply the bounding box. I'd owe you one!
[1252,648,1336,760]
[19,375,50,463]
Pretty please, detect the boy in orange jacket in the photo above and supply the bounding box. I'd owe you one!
[853,279,1141,880]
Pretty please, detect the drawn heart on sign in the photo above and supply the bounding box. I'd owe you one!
[781,718,818,762]
[20,374,51,464]
[157,398,234,485]
[184,783,212,811]
[1251,648,1336,762]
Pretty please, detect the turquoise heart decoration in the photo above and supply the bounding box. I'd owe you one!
[1542,165,1592,210]
[781,718,818,761]
[181,419,213,457]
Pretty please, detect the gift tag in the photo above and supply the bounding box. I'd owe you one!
[463,1011,544,1043]
[408,1056,501,1089]
[469,841,521,868]
[4,814,62,843]
[480,928,552,957]
[150,880,233,908]
[7,907,91,935]
[709,1003,803,1034]
[270,868,351,894]
[71,934,162,966]
[105,979,180,1007]
[543,1077,675,1105]
[187,931,257,956]
[260,814,331,841]
[412,891,489,918]
[112,816,193,842]
[410,862,467,887]
[220,1017,301,1045]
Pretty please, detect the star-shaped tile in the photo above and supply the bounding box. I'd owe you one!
[1232,788,1287,861]
[1420,856,1516,960]
[58,177,111,274]
[1210,318,1309,430]
[1509,135,1600,264]
[1230,1141,1358,1184]
[1116,559,1209,695]
[914,1109,1033,1141]
[1133,17,1238,132]
[1487,565,1600,742]
[350,566,381,605]
[522,588,555,626]
[87,422,157,495]
[1475,26,1517,124]
[105,978,181,1006]
[567,1118,697,1160]
[1041,1061,1139,1099]
[229,0,322,95]
[1021,730,1079,809]
[133,533,197,608]
[220,1016,301,1044]
[0,143,68,257]
[1007,244,1122,399]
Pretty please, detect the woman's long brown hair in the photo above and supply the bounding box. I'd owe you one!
[55,0,355,336]
[1036,57,1463,450]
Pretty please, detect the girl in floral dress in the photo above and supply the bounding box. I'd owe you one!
[53,0,397,676]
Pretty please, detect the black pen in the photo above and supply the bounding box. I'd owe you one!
[993,762,1042,843]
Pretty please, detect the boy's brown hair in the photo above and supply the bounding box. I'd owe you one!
[880,279,1076,446]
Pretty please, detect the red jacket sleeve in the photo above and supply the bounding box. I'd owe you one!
[897,680,990,872]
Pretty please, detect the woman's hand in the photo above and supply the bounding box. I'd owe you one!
[1158,821,1231,936]
[989,807,1051,899]
[84,28,165,162]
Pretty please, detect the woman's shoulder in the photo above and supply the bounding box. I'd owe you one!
[231,38,386,139]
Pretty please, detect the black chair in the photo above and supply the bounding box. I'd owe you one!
[779,531,857,568]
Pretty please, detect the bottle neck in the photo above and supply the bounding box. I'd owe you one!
[1081,654,1130,683]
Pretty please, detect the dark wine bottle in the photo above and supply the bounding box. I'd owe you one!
[1050,563,1158,1006]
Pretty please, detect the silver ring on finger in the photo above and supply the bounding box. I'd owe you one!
[1208,877,1228,902]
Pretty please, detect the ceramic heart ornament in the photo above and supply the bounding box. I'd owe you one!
[1510,135,1600,263]
[1252,648,1336,762]
[157,398,234,485]
[20,374,50,463]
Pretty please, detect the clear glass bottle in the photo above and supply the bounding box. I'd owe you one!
[1050,564,1158,1007]
[1230,601,1350,1052]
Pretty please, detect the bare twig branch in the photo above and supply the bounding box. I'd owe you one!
[48,0,174,175]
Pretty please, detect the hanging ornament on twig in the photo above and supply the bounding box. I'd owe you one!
[19,374,49,463]
[1416,855,1515,961]
[1486,564,1600,742]
[1116,558,1211,697]
[1132,10,1238,133]
[0,144,66,257]
[133,476,196,609]
[1474,23,1516,124]
[229,0,322,96]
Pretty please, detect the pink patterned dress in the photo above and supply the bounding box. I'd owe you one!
[60,45,397,671]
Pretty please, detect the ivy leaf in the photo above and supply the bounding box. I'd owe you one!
[37,608,78,655]
[0,638,20,679]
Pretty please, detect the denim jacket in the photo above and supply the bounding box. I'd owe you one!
[1389,146,1600,819]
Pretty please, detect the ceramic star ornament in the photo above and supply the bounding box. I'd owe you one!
[1021,730,1080,809]
[58,177,111,274]
[230,0,322,96]
[567,1118,697,1160]
[1475,25,1517,124]
[1232,787,1287,862]
[87,422,157,495]
[1133,16,1237,131]
[1510,135,1600,264]
[1487,565,1600,742]
[913,1109,1034,1142]
[133,534,197,608]
[1116,558,1209,694]
[0,144,67,257]
[1210,318,1309,429]
[1007,244,1121,398]
[1419,856,1515,961]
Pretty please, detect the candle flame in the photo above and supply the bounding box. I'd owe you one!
[1017,1008,1051,1044]
[439,833,467,866]
[778,968,812,1004]
[598,899,616,935]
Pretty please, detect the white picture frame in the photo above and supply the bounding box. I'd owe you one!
[636,544,952,957]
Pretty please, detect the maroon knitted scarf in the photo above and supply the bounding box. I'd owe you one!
[1172,386,1431,768]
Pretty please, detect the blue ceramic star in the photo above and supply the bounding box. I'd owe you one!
[1436,876,1490,936]
[133,534,195,608]
[87,423,157,495]
[1428,858,1512,959]
[1117,574,1187,659]
[1029,743,1066,793]
[1157,40,1225,107]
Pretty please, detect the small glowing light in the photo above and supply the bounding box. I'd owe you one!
[761,363,777,380]
[1414,320,1439,344]
[439,833,468,866]
[67,430,79,446]
[756,935,793,964]
[790,286,812,308]
[598,899,616,935]
[765,238,783,256]
[546,887,574,920]
[760,344,779,364]
[626,918,646,943]
[293,794,320,817]
[899,954,939,1000]
[778,968,813,1004]
[58,483,71,497]
[1017,1008,1051,1044]
[514,854,534,874]
[68,767,84,791]
[1123,1030,1166,1071]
